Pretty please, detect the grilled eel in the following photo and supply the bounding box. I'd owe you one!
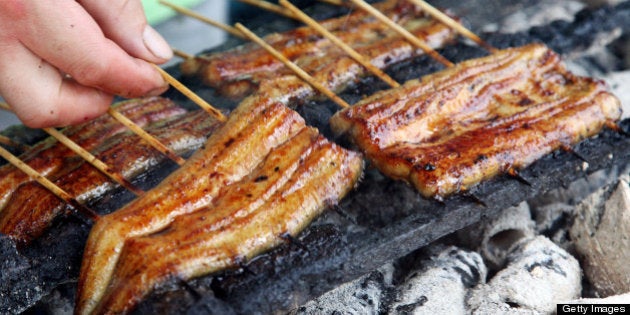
[330,43,622,198]
[76,95,309,315]
[91,127,363,314]
[0,109,222,244]
[0,97,186,211]
[181,0,455,98]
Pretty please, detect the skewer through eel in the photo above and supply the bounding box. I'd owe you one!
[236,2,622,200]
[0,145,99,222]
[0,102,145,196]
[279,0,400,88]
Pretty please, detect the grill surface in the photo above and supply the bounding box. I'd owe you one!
[1,1,629,314]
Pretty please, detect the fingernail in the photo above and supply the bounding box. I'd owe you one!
[146,83,169,97]
[143,25,173,61]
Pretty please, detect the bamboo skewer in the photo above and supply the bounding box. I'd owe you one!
[173,48,194,60]
[153,65,227,122]
[279,0,400,89]
[318,0,347,6]
[1,95,185,169]
[407,0,498,53]
[159,0,246,39]
[321,0,496,54]
[107,108,186,166]
[42,127,145,196]
[235,23,351,109]
[156,1,351,107]
[0,101,11,111]
[235,0,296,19]
[346,0,454,67]
[0,102,145,195]
[95,107,186,167]
[0,145,100,221]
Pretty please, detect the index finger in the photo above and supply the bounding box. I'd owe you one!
[11,0,168,98]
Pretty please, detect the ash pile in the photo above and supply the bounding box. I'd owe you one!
[294,0,630,313]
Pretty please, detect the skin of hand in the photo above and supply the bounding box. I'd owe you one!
[0,0,173,128]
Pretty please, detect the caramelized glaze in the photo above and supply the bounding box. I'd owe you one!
[76,97,309,314]
[92,128,362,314]
[331,44,622,198]
[0,109,222,244]
[0,97,186,211]
[181,0,455,98]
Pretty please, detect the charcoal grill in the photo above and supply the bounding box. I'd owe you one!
[1,1,629,314]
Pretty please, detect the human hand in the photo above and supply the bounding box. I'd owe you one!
[0,0,173,128]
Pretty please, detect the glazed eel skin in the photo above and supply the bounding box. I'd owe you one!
[90,127,363,314]
[181,0,455,98]
[76,91,312,314]
[0,97,186,211]
[0,108,222,244]
[331,43,622,198]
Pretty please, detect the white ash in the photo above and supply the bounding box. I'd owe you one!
[387,247,486,315]
[293,0,630,312]
[482,0,585,33]
[570,175,630,297]
[457,202,535,271]
[290,247,486,315]
[528,166,625,252]
[289,263,394,315]
[466,236,582,314]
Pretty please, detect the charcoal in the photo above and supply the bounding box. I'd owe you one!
[466,236,581,313]
[1,2,629,314]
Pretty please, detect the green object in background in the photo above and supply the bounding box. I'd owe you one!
[142,0,206,25]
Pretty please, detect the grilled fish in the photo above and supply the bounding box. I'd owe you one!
[181,0,455,98]
[0,109,222,244]
[76,95,308,315]
[330,43,622,198]
[0,97,186,211]
[91,127,363,314]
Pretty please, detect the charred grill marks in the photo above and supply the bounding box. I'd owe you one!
[331,44,622,198]
[0,97,186,213]
[76,103,363,313]
[181,0,456,99]
[90,128,362,314]
[76,99,307,315]
[0,108,222,244]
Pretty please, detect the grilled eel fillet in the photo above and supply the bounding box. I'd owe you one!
[181,0,455,98]
[76,95,310,315]
[0,97,186,211]
[0,109,222,244]
[330,43,622,198]
[91,127,363,315]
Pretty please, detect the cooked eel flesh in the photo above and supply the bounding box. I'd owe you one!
[88,126,363,314]
[0,97,186,211]
[181,0,455,98]
[0,108,222,244]
[76,95,313,314]
[330,43,622,198]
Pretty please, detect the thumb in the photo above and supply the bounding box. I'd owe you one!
[78,0,173,64]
